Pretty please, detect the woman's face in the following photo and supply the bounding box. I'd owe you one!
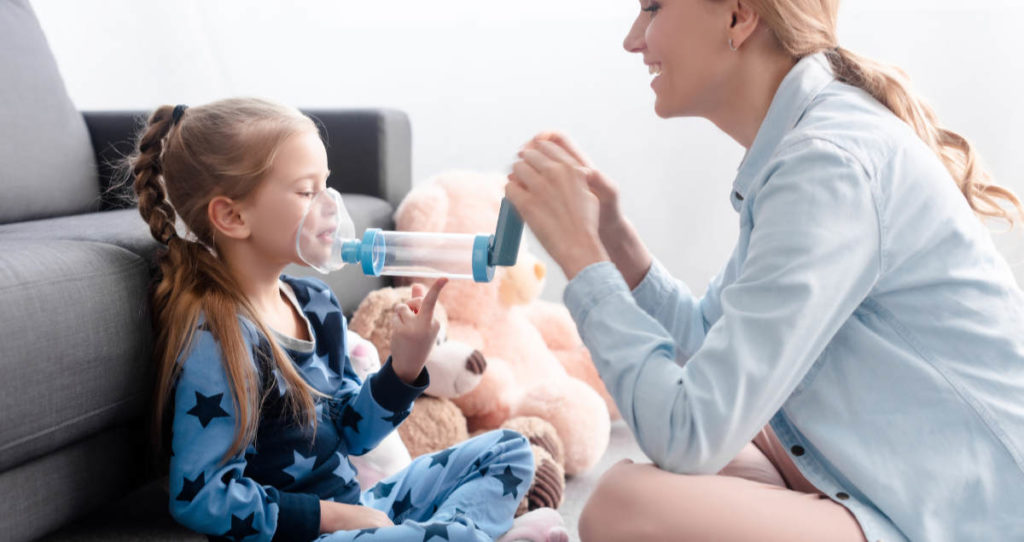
[242,129,331,267]
[624,0,736,118]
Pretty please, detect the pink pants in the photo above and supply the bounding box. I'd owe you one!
[578,426,869,542]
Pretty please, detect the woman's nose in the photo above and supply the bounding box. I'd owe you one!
[623,17,646,53]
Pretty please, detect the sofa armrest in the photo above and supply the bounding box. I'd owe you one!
[81,108,412,211]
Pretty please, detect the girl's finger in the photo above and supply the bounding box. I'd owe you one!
[411,283,427,298]
[406,297,423,314]
[394,303,414,325]
[419,278,448,320]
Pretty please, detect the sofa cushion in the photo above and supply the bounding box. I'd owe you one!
[0,241,152,473]
[0,0,99,224]
[0,194,394,309]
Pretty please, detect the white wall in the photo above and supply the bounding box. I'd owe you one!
[33,0,1024,300]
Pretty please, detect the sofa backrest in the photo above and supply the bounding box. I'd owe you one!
[0,0,99,225]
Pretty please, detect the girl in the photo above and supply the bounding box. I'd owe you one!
[506,1,1024,541]
[131,98,568,542]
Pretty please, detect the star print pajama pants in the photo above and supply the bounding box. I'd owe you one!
[316,429,534,542]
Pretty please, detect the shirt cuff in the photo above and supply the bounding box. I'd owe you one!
[630,258,687,314]
[268,488,320,542]
[369,357,429,412]
[563,261,631,327]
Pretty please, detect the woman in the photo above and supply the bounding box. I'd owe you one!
[506,1,1024,540]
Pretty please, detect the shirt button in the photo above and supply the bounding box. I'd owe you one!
[734,191,744,201]
[836,492,850,500]
[790,445,805,456]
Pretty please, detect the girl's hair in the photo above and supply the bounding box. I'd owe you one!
[741,0,1023,226]
[130,98,323,462]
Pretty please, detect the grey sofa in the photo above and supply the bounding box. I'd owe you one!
[0,1,412,540]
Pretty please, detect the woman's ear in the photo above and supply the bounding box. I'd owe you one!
[728,1,760,50]
[208,196,250,240]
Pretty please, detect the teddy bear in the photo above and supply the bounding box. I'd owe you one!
[348,286,565,514]
[393,170,613,476]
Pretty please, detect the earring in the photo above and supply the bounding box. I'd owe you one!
[729,38,737,51]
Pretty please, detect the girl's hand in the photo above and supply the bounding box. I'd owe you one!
[507,138,610,280]
[389,279,448,384]
[320,501,394,533]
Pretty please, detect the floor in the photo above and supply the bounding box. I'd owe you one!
[42,421,646,542]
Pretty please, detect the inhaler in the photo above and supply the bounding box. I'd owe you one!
[296,188,524,283]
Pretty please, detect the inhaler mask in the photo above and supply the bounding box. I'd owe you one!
[296,187,525,283]
[296,188,357,273]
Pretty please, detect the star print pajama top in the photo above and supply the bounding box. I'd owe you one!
[169,276,534,542]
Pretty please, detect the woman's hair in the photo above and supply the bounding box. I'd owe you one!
[741,0,1023,226]
[130,98,324,462]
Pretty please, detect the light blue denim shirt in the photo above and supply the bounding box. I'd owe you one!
[564,53,1024,541]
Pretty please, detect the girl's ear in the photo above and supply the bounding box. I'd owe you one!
[208,196,250,240]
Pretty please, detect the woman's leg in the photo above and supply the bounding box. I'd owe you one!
[317,429,534,542]
[578,442,867,542]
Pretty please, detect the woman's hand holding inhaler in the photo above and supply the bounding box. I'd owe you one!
[389,278,448,385]
[511,132,652,285]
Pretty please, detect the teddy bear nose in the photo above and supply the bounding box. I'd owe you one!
[534,262,546,280]
[466,350,487,375]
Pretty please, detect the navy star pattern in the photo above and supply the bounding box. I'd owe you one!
[429,448,455,469]
[187,392,230,428]
[340,404,363,433]
[391,490,415,521]
[421,522,451,541]
[176,472,204,502]
[222,512,259,541]
[370,481,396,500]
[494,466,525,499]
[170,278,552,541]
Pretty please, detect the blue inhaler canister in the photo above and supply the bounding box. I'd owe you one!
[296,188,524,283]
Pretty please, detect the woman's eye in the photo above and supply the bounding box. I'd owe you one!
[642,2,660,14]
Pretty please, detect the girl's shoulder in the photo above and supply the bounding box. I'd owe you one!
[278,274,341,312]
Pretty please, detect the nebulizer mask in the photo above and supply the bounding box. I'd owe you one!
[296,188,524,282]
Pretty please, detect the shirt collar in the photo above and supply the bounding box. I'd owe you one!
[730,52,836,211]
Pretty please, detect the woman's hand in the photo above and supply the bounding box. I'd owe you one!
[507,141,610,280]
[320,501,394,533]
[389,279,447,384]
[523,132,626,237]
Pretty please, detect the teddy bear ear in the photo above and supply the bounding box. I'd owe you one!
[395,179,449,233]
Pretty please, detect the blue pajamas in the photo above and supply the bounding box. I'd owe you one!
[166,275,534,541]
[318,430,533,541]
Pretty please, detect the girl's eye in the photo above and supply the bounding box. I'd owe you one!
[299,191,315,198]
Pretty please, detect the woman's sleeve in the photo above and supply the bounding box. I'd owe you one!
[169,330,320,542]
[629,258,726,359]
[564,138,881,474]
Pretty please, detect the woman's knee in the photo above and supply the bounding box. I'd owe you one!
[578,460,644,542]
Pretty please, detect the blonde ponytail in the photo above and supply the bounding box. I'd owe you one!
[826,47,1022,226]
[739,0,1023,226]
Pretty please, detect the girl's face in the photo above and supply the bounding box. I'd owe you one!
[624,0,736,118]
[242,129,331,268]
